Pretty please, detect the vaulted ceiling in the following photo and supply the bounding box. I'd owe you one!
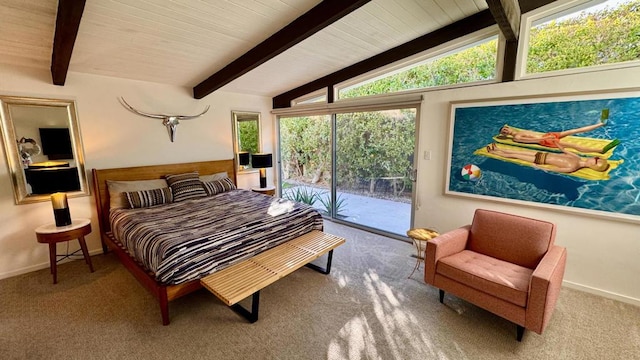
[1,0,554,105]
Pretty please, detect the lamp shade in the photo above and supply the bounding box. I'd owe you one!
[238,152,250,166]
[251,153,272,168]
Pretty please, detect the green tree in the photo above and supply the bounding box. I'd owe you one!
[527,1,640,73]
[280,116,330,183]
[279,110,415,195]
[341,39,497,99]
[340,1,639,98]
[237,121,259,154]
[336,110,415,192]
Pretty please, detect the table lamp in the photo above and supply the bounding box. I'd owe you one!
[251,153,272,188]
[238,151,250,170]
[51,192,72,226]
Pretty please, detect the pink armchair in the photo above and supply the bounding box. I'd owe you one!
[424,209,567,341]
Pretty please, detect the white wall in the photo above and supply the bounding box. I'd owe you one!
[414,67,640,305]
[0,64,271,279]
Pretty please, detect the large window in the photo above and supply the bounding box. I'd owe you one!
[519,0,640,77]
[291,89,327,106]
[276,96,420,237]
[336,33,499,100]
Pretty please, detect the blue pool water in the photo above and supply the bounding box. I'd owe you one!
[448,95,640,216]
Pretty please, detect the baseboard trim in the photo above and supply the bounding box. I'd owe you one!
[0,248,104,281]
[563,280,640,307]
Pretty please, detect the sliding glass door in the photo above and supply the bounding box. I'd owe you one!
[278,107,417,237]
[334,109,415,235]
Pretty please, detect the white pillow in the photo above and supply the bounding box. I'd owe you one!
[199,172,229,183]
[107,179,169,209]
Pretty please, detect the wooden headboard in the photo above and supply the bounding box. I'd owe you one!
[92,159,236,238]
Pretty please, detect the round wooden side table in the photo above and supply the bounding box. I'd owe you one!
[35,218,94,284]
[251,186,276,196]
[406,228,439,279]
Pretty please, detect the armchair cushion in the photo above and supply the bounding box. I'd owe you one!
[437,250,533,307]
[468,209,556,269]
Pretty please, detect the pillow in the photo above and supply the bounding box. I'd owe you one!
[125,187,172,209]
[202,177,236,196]
[165,172,207,202]
[199,172,229,183]
[107,179,169,209]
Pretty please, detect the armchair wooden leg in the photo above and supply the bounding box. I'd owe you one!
[516,325,525,341]
[439,289,444,303]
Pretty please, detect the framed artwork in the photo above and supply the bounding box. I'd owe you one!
[445,89,640,221]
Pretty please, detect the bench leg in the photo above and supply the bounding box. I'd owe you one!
[304,250,334,275]
[230,291,260,323]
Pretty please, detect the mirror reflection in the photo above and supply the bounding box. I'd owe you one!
[0,95,89,204]
[232,111,261,170]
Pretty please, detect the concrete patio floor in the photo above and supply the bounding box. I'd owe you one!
[282,185,411,236]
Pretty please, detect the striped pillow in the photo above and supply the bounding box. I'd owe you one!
[165,172,207,202]
[106,179,168,209]
[125,187,172,208]
[202,177,236,196]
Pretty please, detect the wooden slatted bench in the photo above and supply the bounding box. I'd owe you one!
[200,230,345,322]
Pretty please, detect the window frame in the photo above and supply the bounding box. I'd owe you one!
[332,26,504,102]
[515,0,640,80]
[291,88,328,107]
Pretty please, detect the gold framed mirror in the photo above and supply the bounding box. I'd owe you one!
[0,95,89,204]
[231,111,261,170]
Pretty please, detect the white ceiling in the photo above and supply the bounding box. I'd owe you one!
[1,0,489,98]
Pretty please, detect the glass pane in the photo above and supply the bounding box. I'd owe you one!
[335,108,416,235]
[526,0,640,74]
[339,37,498,99]
[280,115,332,213]
[295,95,327,105]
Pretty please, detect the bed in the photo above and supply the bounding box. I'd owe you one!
[92,159,324,325]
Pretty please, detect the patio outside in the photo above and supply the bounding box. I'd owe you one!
[282,180,411,236]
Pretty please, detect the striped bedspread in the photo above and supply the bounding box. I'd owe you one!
[110,189,323,285]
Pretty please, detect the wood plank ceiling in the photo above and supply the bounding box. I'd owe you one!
[0,0,555,106]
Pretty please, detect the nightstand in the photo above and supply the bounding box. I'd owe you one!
[251,186,276,196]
[35,218,94,284]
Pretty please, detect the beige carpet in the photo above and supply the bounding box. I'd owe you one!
[1,221,638,360]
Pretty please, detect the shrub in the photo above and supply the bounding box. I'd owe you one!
[317,193,347,217]
[283,186,318,205]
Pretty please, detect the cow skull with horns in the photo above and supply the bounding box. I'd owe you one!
[118,97,210,142]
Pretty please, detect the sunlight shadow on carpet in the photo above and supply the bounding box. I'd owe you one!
[327,269,441,360]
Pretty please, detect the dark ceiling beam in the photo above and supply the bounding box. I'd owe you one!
[494,0,557,81]
[520,0,557,14]
[487,0,521,82]
[193,0,371,99]
[487,0,521,41]
[51,0,86,86]
[501,39,519,82]
[273,9,496,109]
